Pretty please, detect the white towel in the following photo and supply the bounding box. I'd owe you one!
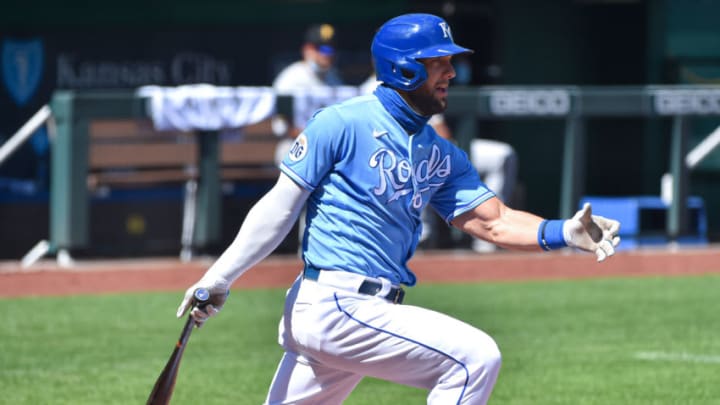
[137,84,277,131]
[288,86,362,128]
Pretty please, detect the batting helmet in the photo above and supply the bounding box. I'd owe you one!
[371,13,473,91]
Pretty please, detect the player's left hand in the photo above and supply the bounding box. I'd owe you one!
[563,202,621,262]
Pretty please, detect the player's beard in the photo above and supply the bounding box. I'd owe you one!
[403,87,447,117]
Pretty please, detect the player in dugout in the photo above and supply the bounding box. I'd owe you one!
[177,13,621,405]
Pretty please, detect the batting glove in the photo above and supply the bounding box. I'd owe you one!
[177,276,230,327]
[563,203,621,262]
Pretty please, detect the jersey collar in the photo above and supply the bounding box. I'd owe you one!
[374,84,430,135]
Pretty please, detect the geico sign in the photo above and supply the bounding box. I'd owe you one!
[654,90,720,115]
[489,90,571,116]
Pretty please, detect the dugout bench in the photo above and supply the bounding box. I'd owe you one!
[49,89,285,261]
[580,195,708,249]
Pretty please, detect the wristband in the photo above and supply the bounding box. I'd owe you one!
[537,219,568,251]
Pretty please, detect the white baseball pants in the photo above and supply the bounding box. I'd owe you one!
[263,272,501,404]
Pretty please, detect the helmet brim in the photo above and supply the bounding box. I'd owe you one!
[415,44,474,59]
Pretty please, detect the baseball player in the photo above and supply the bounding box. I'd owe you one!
[177,13,621,405]
[362,75,518,251]
[273,23,343,92]
[272,22,344,161]
[271,23,347,250]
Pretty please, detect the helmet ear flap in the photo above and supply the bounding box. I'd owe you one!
[375,54,427,91]
[393,58,427,91]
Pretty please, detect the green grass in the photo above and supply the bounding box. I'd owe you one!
[2,275,719,404]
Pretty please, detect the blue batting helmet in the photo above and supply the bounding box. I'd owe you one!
[371,13,473,91]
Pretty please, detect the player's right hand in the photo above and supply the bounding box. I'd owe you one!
[176,276,230,327]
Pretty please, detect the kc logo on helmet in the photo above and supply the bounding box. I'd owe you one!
[1,38,44,106]
[438,22,452,39]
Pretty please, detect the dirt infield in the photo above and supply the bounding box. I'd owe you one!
[1,246,719,298]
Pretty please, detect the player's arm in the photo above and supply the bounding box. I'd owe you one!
[451,197,621,262]
[176,173,310,325]
[452,197,542,251]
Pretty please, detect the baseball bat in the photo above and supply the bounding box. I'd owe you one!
[146,288,210,405]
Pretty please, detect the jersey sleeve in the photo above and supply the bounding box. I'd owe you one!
[279,107,347,191]
[430,146,496,223]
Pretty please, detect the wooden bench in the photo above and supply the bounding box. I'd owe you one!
[219,119,280,182]
[86,118,281,259]
[87,119,280,189]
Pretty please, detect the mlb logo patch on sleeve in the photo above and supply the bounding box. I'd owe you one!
[289,133,309,162]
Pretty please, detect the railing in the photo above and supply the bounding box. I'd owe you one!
[44,85,720,260]
[445,85,720,239]
[0,105,53,166]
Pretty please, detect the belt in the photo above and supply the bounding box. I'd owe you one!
[303,266,405,304]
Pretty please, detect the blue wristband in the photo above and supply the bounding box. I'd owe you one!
[537,219,567,251]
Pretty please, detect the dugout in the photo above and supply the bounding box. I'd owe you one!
[2,0,720,259]
[28,85,715,261]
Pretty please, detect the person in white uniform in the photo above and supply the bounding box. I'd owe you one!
[272,23,344,164]
[272,23,345,250]
[177,13,621,405]
[273,23,343,91]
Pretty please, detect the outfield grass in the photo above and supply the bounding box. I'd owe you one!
[1,274,719,404]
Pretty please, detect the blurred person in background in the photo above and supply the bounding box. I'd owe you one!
[272,23,345,250]
[273,23,343,91]
[272,23,344,163]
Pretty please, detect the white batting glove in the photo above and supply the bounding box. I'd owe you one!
[563,202,621,262]
[176,276,230,327]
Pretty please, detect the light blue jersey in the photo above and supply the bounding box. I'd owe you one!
[280,94,494,286]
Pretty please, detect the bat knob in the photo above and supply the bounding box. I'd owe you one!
[193,288,210,306]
